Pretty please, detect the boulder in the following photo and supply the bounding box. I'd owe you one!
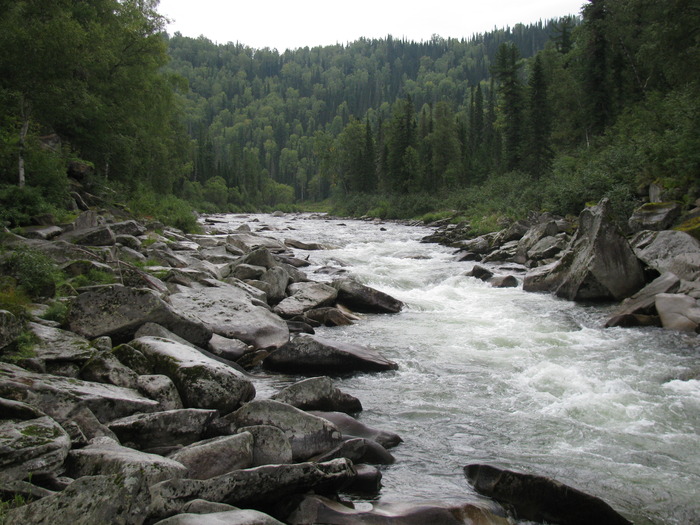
[0,309,23,350]
[107,409,217,451]
[287,495,510,525]
[464,464,632,525]
[0,410,71,484]
[0,362,159,423]
[285,239,325,250]
[230,400,342,461]
[331,279,404,314]
[207,333,251,361]
[655,293,700,332]
[79,350,139,389]
[65,437,188,485]
[628,202,682,233]
[304,307,355,327]
[260,266,290,304]
[61,405,119,443]
[110,220,147,237]
[466,265,494,281]
[527,233,568,261]
[271,376,362,414]
[524,199,645,301]
[263,334,398,375]
[66,284,212,346]
[153,509,285,525]
[514,220,560,265]
[235,425,294,466]
[148,458,356,518]
[130,337,254,413]
[345,464,383,494]
[137,374,184,411]
[61,225,116,246]
[312,437,395,465]
[4,473,152,525]
[168,433,254,480]
[226,234,287,254]
[168,283,289,350]
[23,322,96,376]
[454,235,492,254]
[604,272,681,327]
[230,263,266,281]
[489,275,518,288]
[632,230,700,281]
[274,282,338,318]
[309,411,402,449]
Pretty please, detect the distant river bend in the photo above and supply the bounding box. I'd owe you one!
[211,213,700,525]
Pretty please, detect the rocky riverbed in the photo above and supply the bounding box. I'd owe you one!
[1,197,698,524]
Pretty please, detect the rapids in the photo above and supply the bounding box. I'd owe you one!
[211,213,700,525]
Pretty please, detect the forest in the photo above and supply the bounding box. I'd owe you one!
[1,0,698,231]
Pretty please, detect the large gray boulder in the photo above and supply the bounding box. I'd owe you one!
[168,433,254,479]
[271,376,362,414]
[66,285,212,346]
[137,374,184,411]
[604,272,681,328]
[23,322,96,376]
[464,464,632,525]
[79,351,139,389]
[226,234,287,253]
[153,509,285,525]
[514,219,560,265]
[4,473,152,525]
[287,495,510,525]
[235,425,294,466]
[168,283,289,350]
[331,279,404,314]
[65,437,188,485]
[0,309,23,350]
[263,334,398,375]
[107,409,218,451]
[312,437,395,465]
[0,362,159,422]
[655,293,700,332]
[130,337,254,413]
[274,282,338,318]
[148,458,356,518]
[260,266,290,304]
[632,229,700,281]
[628,202,682,233]
[0,402,71,484]
[310,411,402,449]
[524,199,645,301]
[230,400,342,461]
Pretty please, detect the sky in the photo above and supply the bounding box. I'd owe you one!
[158,0,585,51]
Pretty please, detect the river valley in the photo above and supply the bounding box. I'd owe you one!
[210,213,700,525]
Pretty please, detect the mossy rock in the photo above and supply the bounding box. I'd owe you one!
[675,216,700,241]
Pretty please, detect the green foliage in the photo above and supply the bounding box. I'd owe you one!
[0,493,28,523]
[70,269,116,289]
[1,247,62,299]
[128,189,202,233]
[0,277,31,318]
[40,300,69,325]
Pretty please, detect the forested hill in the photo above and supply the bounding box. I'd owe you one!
[165,21,568,207]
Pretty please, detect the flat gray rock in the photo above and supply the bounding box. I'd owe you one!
[168,433,254,479]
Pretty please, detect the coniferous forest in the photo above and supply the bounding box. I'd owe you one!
[1,0,699,231]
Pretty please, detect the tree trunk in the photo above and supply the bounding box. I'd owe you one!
[18,97,30,188]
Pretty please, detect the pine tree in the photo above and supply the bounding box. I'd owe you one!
[493,42,524,172]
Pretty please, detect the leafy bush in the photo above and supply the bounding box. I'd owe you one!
[128,188,201,233]
[0,184,55,227]
[1,247,62,299]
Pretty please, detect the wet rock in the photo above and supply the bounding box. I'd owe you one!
[628,202,682,233]
[632,230,700,281]
[4,473,152,525]
[235,425,294,466]
[604,272,681,327]
[464,464,632,525]
[66,284,212,346]
[153,509,285,525]
[65,436,187,485]
[309,411,402,449]
[304,307,355,327]
[454,235,492,254]
[0,362,159,423]
[130,337,254,413]
[490,275,518,288]
[515,220,560,265]
[331,278,404,314]
[207,334,251,361]
[227,234,287,253]
[260,266,290,304]
[271,376,362,414]
[274,282,338,318]
[264,334,398,375]
[285,239,325,250]
[466,264,494,281]
[107,409,217,451]
[655,293,700,332]
[312,437,395,465]
[287,495,510,525]
[230,399,342,461]
[345,464,383,494]
[168,283,289,350]
[168,432,254,479]
[148,458,356,518]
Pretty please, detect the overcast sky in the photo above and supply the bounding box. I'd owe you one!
[158,0,585,51]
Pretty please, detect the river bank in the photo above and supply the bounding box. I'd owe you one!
[1,204,699,524]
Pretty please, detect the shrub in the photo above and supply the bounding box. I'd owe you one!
[1,247,62,299]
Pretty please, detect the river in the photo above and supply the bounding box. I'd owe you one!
[210,213,700,525]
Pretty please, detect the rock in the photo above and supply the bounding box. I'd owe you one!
[207,333,251,361]
[345,464,382,494]
[515,220,560,265]
[260,266,290,304]
[527,233,568,261]
[309,411,402,449]
[312,437,395,465]
[304,307,355,327]
[0,412,71,484]
[148,458,356,518]
[628,202,682,233]
[21,225,64,240]
[235,425,294,466]
[113,343,152,375]
[287,495,510,525]
[271,376,362,414]
[230,263,266,281]
[4,473,152,525]
[466,264,494,281]
[79,351,139,389]
[110,220,147,237]
[168,283,289,350]
[22,322,96,376]
[107,409,218,451]
[274,282,338,318]
[65,437,188,485]
[129,337,255,413]
[285,239,325,250]
[180,500,238,514]
[61,225,116,246]
[331,278,404,314]
[168,433,254,479]
[137,375,184,411]
[66,284,212,346]
[263,334,398,375]
[116,234,142,250]
[454,236,492,254]
[61,405,119,443]
[655,293,700,332]
[464,464,632,525]
[227,234,287,254]
[153,509,285,525]
[604,272,681,327]
[230,400,342,461]
[0,362,159,423]
[632,230,700,281]
[489,275,518,288]
[0,309,23,350]
[524,199,645,302]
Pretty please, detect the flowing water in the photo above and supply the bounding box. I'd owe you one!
[211,213,700,525]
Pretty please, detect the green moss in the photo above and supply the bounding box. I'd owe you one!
[639,201,681,211]
[675,216,700,240]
